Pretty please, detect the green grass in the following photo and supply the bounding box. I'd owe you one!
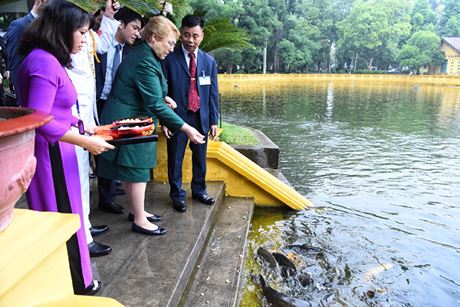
[219,122,259,146]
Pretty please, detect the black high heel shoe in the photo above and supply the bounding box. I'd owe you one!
[132,222,167,236]
[84,280,102,295]
[128,212,161,223]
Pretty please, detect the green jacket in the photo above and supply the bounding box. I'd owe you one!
[100,41,185,169]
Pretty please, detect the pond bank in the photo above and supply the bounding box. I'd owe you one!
[218,73,460,86]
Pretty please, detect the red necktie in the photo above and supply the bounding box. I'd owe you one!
[188,53,200,112]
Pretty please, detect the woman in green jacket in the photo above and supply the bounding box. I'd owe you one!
[97,16,205,235]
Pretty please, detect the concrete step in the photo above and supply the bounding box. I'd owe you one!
[181,197,255,307]
[90,181,225,307]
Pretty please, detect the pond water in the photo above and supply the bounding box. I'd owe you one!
[219,80,460,306]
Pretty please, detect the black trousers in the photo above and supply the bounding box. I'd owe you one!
[95,98,118,206]
[167,110,208,202]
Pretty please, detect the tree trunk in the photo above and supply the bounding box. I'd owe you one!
[326,53,330,72]
[226,65,233,74]
[349,53,358,74]
[273,28,283,73]
[263,41,267,75]
[353,52,358,72]
[366,58,374,70]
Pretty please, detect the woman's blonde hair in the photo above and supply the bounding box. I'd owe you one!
[141,15,179,42]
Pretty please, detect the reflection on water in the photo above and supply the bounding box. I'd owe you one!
[221,81,460,306]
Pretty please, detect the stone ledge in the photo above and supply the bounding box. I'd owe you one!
[230,128,279,169]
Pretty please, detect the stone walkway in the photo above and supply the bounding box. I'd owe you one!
[89,180,253,306]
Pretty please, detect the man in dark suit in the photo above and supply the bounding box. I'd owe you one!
[95,7,143,214]
[0,35,7,106]
[162,15,219,212]
[5,0,47,98]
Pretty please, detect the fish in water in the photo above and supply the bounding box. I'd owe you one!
[257,247,277,268]
[298,271,312,287]
[256,274,311,307]
[287,243,323,256]
[273,252,297,272]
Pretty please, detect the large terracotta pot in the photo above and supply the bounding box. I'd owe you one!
[0,107,53,231]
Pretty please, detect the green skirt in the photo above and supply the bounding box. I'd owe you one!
[96,156,153,182]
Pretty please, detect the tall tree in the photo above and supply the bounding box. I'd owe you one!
[235,0,279,72]
[410,0,437,33]
[398,30,444,74]
[338,0,411,70]
[278,14,320,72]
[338,0,390,69]
[438,0,460,37]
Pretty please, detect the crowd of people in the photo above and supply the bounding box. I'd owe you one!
[3,0,219,296]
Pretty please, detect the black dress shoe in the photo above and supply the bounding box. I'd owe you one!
[192,193,215,205]
[88,241,112,257]
[84,280,102,295]
[132,222,167,236]
[98,201,124,214]
[173,200,187,212]
[128,212,161,222]
[90,225,109,237]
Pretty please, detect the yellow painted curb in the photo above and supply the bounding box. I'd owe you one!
[207,141,312,210]
[154,133,312,210]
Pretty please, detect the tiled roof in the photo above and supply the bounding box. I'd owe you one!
[442,37,460,54]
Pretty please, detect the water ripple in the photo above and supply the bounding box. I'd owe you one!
[228,82,460,306]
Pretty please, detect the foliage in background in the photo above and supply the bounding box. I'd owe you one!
[68,0,251,53]
[184,0,458,74]
[200,18,252,53]
[67,0,458,74]
[67,0,101,13]
[398,30,445,73]
[438,0,460,37]
[219,122,259,146]
[68,0,190,16]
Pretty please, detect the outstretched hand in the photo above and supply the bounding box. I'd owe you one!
[161,125,173,139]
[104,0,120,19]
[181,124,205,145]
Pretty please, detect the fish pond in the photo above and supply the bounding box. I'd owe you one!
[219,79,460,306]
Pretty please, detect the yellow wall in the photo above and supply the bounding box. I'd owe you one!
[217,73,460,85]
[0,210,122,306]
[441,43,460,75]
[153,136,312,210]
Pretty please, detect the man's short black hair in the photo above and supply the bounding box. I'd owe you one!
[114,7,144,27]
[181,15,204,29]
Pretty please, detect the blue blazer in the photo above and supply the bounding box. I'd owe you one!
[162,46,218,134]
[5,12,35,92]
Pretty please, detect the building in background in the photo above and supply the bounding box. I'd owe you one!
[440,37,460,75]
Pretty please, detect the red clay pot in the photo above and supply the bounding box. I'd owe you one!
[0,107,52,231]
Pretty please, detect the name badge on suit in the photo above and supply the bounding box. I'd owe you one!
[199,76,211,85]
